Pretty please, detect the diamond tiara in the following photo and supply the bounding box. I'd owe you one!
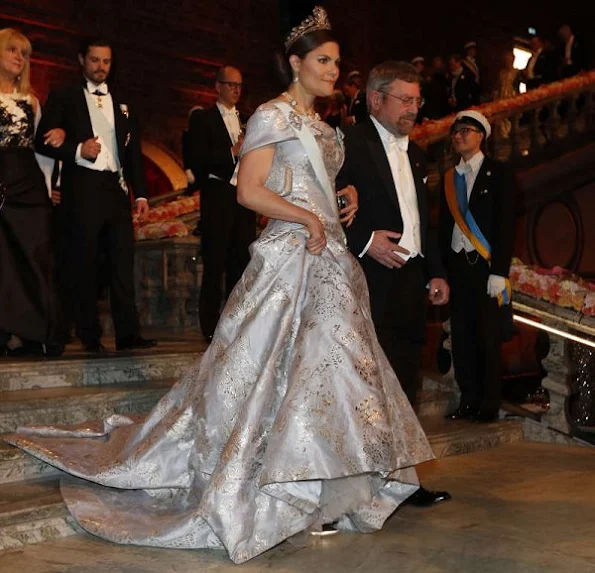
[284,6,332,53]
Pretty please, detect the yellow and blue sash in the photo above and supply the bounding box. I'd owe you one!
[445,167,511,306]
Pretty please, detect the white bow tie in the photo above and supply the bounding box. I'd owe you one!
[388,136,409,152]
[222,108,237,117]
[88,82,108,96]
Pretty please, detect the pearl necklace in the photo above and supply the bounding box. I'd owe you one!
[281,91,320,120]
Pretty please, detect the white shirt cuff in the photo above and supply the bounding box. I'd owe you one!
[75,143,83,163]
[135,197,148,202]
[358,232,375,258]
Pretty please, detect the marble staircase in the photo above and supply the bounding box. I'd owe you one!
[0,343,524,551]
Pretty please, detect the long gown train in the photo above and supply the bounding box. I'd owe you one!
[6,102,434,563]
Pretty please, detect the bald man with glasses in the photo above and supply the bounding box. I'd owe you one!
[188,65,255,341]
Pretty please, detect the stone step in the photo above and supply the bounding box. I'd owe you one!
[0,478,78,550]
[0,380,175,433]
[0,382,458,483]
[416,390,458,418]
[0,442,63,485]
[422,415,524,459]
[0,414,525,551]
[0,349,202,392]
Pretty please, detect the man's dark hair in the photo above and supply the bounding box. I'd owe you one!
[78,37,113,58]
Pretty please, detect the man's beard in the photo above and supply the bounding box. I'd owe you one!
[395,116,416,136]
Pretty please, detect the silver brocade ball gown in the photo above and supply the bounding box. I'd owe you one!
[6,101,434,564]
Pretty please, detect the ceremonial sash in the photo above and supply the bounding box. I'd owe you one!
[272,102,339,217]
[230,102,339,218]
[445,167,511,306]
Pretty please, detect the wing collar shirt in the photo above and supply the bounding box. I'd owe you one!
[216,101,241,145]
[358,115,422,261]
[75,80,119,172]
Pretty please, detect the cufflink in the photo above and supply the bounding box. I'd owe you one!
[480,189,489,195]
[487,171,491,176]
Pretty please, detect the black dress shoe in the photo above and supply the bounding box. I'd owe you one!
[116,336,158,351]
[445,404,477,420]
[471,409,499,423]
[6,342,45,357]
[407,486,452,507]
[83,340,108,354]
[43,343,65,357]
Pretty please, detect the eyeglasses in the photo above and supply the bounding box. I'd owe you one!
[378,91,425,108]
[450,127,481,137]
[218,81,242,89]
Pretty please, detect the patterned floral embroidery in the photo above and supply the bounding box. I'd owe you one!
[0,93,35,150]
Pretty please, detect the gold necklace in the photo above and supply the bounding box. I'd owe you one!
[281,91,319,120]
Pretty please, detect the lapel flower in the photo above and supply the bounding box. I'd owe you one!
[119,103,129,118]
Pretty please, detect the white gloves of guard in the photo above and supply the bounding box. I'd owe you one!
[487,274,506,298]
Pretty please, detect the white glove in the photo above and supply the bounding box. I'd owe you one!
[487,274,506,298]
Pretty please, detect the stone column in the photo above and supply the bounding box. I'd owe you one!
[540,332,572,435]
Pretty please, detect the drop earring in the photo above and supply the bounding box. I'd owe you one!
[293,74,299,83]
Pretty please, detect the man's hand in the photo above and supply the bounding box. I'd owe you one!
[81,136,101,160]
[429,278,449,305]
[136,198,149,222]
[50,190,61,206]
[44,128,65,148]
[487,274,506,298]
[366,230,409,269]
[232,134,244,159]
[337,184,358,227]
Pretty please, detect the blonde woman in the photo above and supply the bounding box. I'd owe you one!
[0,28,64,356]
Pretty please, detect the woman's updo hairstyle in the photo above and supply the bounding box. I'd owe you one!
[273,6,336,87]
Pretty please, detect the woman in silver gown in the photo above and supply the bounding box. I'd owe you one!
[6,8,435,564]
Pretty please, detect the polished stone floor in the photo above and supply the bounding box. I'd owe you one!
[1,441,594,573]
[1,328,208,362]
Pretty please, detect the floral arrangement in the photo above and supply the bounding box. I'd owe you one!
[134,220,190,241]
[133,193,200,240]
[510,257,595,316]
